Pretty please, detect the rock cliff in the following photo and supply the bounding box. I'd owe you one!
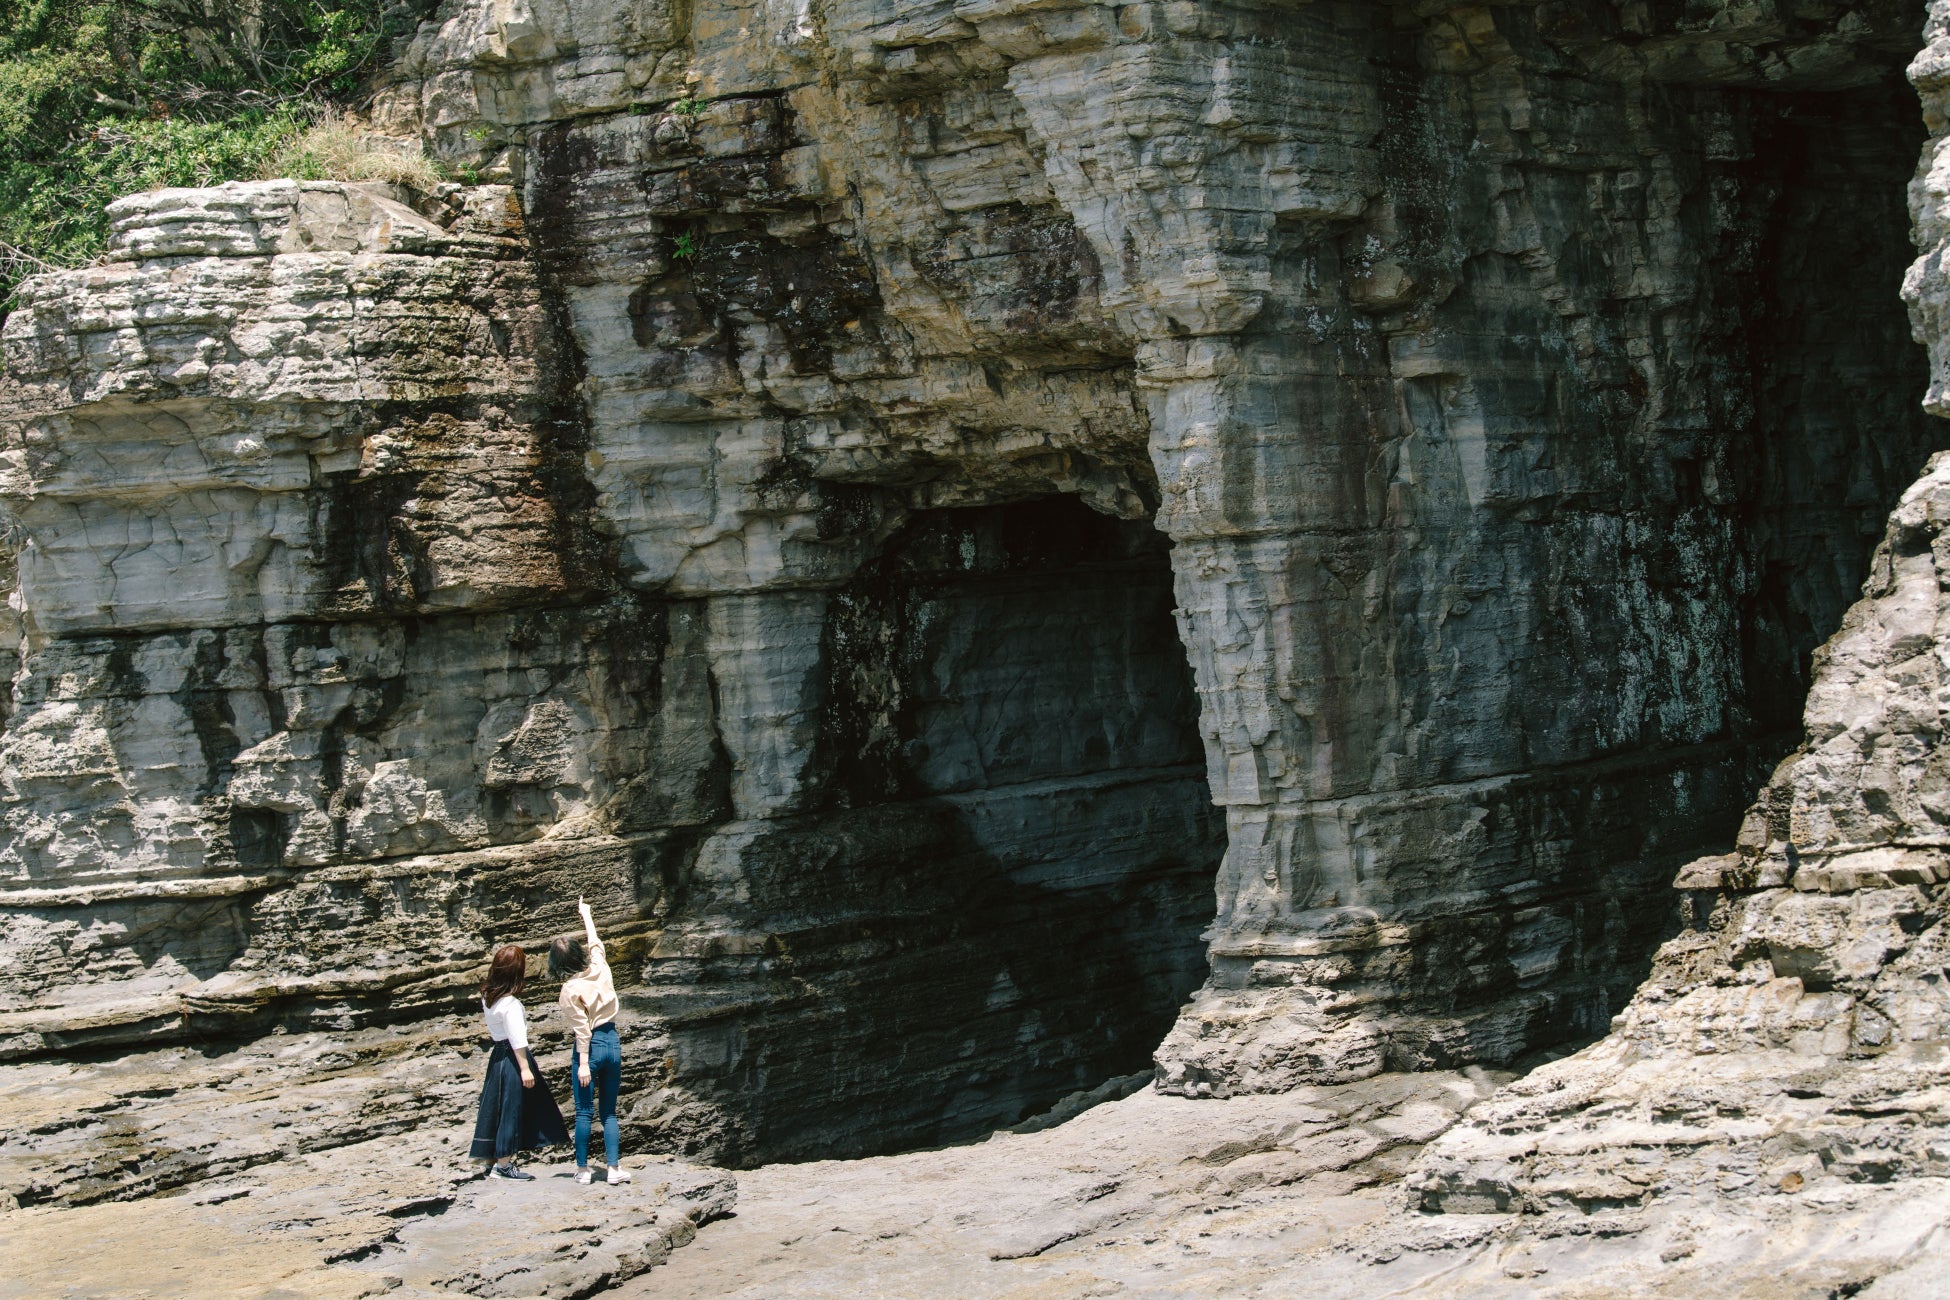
[0,0,1942,1187]
[1318,451,1950,1297]
[1287,17,1950,1284]
[0,176,1222,1164]
[367,0,1948,1112]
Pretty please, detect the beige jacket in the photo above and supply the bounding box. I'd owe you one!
[557,938,618,1059]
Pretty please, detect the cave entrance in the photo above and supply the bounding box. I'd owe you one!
[690,494,1224,1163]
[1734,74,1937,731]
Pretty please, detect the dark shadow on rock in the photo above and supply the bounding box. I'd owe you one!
[625,496,1226,1165]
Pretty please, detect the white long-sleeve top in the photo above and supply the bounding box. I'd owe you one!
[482,993,529,1050]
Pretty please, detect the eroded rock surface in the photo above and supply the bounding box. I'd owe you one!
[0,1015,735,1299]
[1322,346,1950,1293]
[0,178,1221,1163]
[0,0,1934,1167]
[366,0,1944,1097]
[1214,22,1950,1288]
[626,412,1950,1287]
[0,0,1943,1187]
[633,1069,1505,1298]
[5,0,1950,1295]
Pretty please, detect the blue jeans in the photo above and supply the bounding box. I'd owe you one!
[572,1022,621,1168]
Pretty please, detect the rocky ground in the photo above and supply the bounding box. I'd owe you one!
[8,1045,1950,1299]
[641,1070,1504,1298]
[635,1070,1950,1300]
[0,1054,1510,1299]
[0,1018,734,1300]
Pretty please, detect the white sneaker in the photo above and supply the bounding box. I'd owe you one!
[606,1167,632,1185]
[575,1167,593,1185]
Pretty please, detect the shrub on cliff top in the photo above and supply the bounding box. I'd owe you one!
[0,0,436,307]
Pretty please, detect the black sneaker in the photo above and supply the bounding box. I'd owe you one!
[489,1164,536,1181]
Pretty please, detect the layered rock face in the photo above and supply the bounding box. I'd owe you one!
[382,0,1933,1103]
[0,0,1939,1173]
[0,183,660,1045]
[1285,22,1950,1285]
[1354,451,1950,1295]
[0,184,1219,1160]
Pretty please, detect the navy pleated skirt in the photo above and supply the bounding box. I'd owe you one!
[469,1041,569,1162]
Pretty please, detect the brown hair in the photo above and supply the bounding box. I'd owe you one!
[480,944,526,1006]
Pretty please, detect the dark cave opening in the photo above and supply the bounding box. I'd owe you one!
[1736,74,1937,734]
[819,496,1205,815]
[640,496,1225,1164]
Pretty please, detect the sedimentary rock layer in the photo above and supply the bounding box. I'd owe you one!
[1349,451,1950,1295]
[0,0,1941,1167]
[0,181,1220,1160]
[381,0,1939,1093]
[1288,31,1950,1282]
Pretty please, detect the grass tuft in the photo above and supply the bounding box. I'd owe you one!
[259,112,444,190]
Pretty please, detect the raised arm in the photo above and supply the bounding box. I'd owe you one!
[578,896,610,987]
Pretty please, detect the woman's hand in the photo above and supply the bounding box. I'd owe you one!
[577,895,592,920]
[578,1063,592,1088]
[519,1063,536,1090]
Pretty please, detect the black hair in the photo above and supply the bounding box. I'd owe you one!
[548,935,587,979]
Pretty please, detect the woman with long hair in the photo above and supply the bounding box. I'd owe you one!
[468,943,567,1179]
[551,896,628,1186]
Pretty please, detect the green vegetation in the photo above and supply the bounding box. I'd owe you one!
[0,0,435,301]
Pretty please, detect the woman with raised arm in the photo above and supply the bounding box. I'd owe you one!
[468,943,568,1180]
[551,896,629,1186]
